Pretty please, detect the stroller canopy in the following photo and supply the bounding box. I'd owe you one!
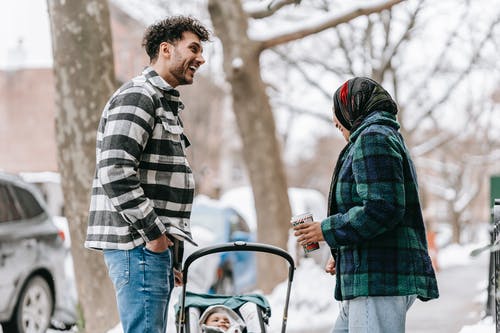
[176,291,271,318]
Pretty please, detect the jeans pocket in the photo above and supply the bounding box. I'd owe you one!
[142,246,173,296]
[103,249,130,290]
[340,301,349,319]
[406,295,417,310]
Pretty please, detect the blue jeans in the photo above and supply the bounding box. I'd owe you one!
[332,295,417,333]
[103,246,174,333]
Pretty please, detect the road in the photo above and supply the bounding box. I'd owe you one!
[406,252,490,333]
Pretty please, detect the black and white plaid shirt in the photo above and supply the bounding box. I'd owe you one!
[85,67,195,250]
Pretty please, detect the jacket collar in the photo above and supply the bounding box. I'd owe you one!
[349,111,400,142]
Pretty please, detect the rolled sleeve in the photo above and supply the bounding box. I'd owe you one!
[321,215,338,248]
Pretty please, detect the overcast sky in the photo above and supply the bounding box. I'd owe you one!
[0,0,52,69]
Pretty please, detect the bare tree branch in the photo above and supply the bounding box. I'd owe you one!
[408,13,500,132]
[257,0,406,50]
[272,49,332,100]
[402,7,469,109]
[373,0,424,81]
[245,0,301,19]
[298,55,349,77]
[412,89,491,156]
[363,17,375,76]
[411,132,457,157]
[336,24,357,76]
[274,101,332,123]
[381,8,392,54]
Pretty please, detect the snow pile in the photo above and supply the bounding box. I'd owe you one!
[266,258,337,332]
[459,316,495,333]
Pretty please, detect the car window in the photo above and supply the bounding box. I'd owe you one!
[0,183,23,222]
[190,205,227,242]
[11,185,44,219]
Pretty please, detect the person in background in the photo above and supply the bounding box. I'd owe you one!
[293,77,439,333]
[85,16,210,333]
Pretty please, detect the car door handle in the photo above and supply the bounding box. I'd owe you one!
[21,239,38,248]
[1,252,14,259]
[1,251,14,265]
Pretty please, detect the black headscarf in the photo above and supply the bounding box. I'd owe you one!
[333,77,398,132]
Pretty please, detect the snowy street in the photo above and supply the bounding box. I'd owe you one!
[407,244,490,333]
[277,242,492,333]
[0,241,493,333]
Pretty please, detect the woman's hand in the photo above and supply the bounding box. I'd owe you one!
[325,256,336,275]
[293,221,324,246]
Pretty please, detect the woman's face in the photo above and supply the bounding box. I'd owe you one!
[333,113,350,142]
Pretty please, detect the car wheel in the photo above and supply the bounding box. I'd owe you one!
[6,276,53,333]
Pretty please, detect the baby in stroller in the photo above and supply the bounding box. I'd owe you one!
[199,305,245,333]
[177,291,270,333]
[177,242,295,333]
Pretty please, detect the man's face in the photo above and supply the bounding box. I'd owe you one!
[167,31,205,87]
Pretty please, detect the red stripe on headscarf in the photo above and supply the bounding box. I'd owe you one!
[340,81,349,106]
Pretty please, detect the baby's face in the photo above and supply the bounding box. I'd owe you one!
[205,312,230,331]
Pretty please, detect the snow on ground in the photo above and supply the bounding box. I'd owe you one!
[438,242,489,270]
[100,239,495,333]
[20,223,491,333]
[102,257,339,333]
[459,316,495,333]
[266,258,337,332]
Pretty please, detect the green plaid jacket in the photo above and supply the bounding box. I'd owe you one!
[321,112,439,301]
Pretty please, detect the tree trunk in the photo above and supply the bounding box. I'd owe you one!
[46,0,119,331]
[208,0,292,292]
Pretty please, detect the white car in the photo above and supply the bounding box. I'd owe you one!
[184,196,257,294]
[219,186,332,266]
[0,172,77,333]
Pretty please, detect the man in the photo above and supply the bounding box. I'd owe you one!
[85,16,210,333]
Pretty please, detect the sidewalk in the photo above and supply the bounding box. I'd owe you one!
[406,249,490,333]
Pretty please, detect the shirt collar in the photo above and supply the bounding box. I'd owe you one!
[142,66,179,95]
[142,66,185,114]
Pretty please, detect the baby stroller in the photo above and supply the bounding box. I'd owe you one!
[176,242,295,333]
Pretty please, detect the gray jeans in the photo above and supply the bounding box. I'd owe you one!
[332,295,417,333]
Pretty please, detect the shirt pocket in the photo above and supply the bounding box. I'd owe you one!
[158,113,183,135]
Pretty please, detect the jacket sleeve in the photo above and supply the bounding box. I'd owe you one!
[321,130,406,247]
[97,86,166,242]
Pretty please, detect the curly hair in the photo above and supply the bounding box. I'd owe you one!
[142,16,210,62]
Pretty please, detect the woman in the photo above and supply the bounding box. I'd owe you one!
[293,77,438,333]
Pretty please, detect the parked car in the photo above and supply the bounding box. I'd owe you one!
[219,186,332,266]
[185,196,256,294]
[0,172,77,333]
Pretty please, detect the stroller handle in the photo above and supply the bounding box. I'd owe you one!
[178,242,296,333]
[182,241,295,282]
